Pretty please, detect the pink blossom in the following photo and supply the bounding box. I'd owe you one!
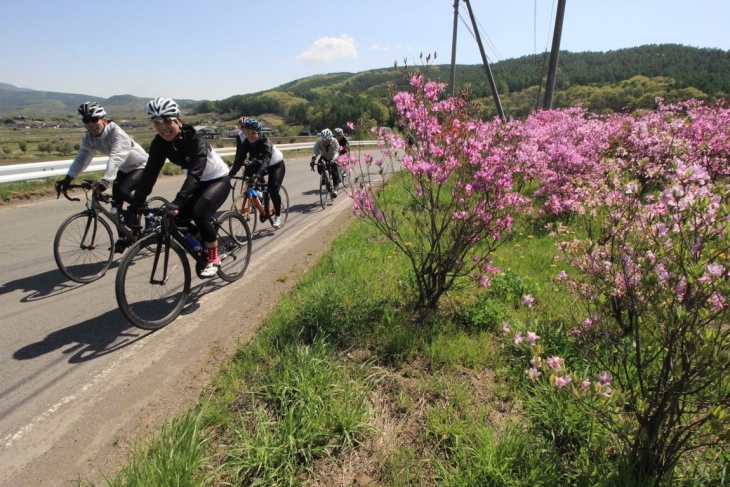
[514,332,524,345]
[501,321,511,333]
[596,372,612,385]
[522,294,535,308]
[555,375,573,388]
[527,368,542,381]
[526,332,540,345]
[547,356,565,370]
[580,380,591,389]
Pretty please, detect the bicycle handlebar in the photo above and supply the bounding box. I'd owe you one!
[56,180,112,204]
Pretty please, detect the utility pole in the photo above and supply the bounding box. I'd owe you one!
[543,0,567,109]
[449,0,459,97]
[462,0,504,120]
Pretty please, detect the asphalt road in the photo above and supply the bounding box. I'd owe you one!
[0,153,379,486]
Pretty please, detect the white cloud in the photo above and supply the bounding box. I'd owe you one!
[369,44,390,52]
[297,34,358,63]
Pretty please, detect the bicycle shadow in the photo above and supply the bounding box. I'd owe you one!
[13,308,150,364]
[0,268,86,302]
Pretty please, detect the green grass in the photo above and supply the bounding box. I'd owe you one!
[86,185,729,486]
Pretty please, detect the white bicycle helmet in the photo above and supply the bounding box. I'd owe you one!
[77,102,106,119]
[146,97,180,118]
[333,128,344,136]
[320,128,333,140]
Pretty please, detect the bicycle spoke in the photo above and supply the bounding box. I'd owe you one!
[216,211,252,282]
[115,236,191,329]
[54,213,114,283]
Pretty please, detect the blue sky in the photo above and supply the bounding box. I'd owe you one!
[1,0,728,101]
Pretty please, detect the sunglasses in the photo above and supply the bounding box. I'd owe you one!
[82,117,101,124]
[152,118,178,126]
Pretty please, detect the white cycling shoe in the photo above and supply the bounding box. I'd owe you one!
[273,216,282,229]
[200,259,220,278]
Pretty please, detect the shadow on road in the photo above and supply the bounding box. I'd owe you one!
[0,268,86,302]
[12,308,150,363]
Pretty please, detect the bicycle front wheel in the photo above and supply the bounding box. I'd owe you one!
[319,174,331,209]
[145,196,169,208]
[340,168,351,189]
[54,212,114,283]
[215,211,252,282]
[231,192,258,233]
[115,235,191,330]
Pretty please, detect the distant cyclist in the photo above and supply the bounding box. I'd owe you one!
[310,129,341,198]
[55,102,148,253]
[129,97,231,278]
[333,127,349,157]
[228,117,286,229]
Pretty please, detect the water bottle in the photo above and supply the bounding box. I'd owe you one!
[255,189,263,199]
[184,233,202,253]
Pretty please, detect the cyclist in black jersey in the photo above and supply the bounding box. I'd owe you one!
[334,127,349,157]
[228,117,286,228]
[129,97,231,278]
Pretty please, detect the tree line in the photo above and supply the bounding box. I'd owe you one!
[193,44,730,128]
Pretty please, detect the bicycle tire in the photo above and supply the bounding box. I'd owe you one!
[215,211,252,282]
[115,234,191,330]
[340,167,351,189]
[54,212,114,283]
[319,173,331,208]
[145,196,169,208]
[231,192,258,233]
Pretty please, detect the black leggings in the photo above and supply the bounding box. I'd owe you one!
[245,161,286,217]
[112,169,144,207]
[178,176,231,244]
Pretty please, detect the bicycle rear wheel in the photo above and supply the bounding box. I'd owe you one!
[319,174,331,208]
[215,211,252,282]
[115,235,191,330]
[54,212,114,283]
[231,192,258,233]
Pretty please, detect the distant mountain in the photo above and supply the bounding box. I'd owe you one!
[0,85,199,118]
[0,82,34,92]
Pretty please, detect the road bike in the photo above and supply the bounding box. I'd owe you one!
[115,205,252,330]
[316,159,346,209]
[54,180,168,283]
[230,175,289,232]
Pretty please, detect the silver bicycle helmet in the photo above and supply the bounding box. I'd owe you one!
[333,128,344,136]
[146,97,180,118]
[77,102,106,119]
[320,128,333,140]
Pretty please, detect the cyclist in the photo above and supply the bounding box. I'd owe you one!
[129,97,231,278]
[309,128,341,198]
[55,102,149,253]
[333,127,349,157]
[228,117,286,229]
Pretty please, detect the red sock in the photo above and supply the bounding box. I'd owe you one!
[207,246,219,264]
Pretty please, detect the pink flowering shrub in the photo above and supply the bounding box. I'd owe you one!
[348,64,529,310]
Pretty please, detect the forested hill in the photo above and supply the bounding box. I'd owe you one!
[210,44,730,127]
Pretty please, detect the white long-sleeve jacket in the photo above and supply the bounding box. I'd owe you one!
[67,122,148,183]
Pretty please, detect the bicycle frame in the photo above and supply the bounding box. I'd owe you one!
[60,181,141,243]
[232,176,269,218]
[143,209,208,282]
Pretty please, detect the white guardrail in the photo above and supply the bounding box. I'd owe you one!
[0,141,377,184]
